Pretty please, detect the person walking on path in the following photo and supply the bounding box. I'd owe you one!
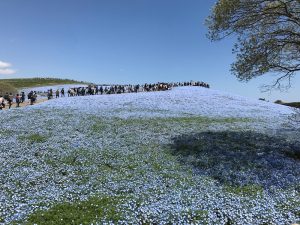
[8,93,13,109]
[28,91,34,105]
[15,94,21,107]
[21,92,25,103]
[56,89,60,98]
[61,88,65,97]
[47,90,51,100]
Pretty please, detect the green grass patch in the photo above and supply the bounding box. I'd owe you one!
[275,193,300,219]
[102,116,253,136]
[24,195,126,225]
[60,149,94,166]
[158,116,252,124]
[0,129,14,137]
[105,116,252,126]
[90,122,107,133]
[20,133,48,144]
[179,209,208,224]
[224,184,264,197]
[45,148,95,168]
[14,159,33,168]
[86,116,253,137]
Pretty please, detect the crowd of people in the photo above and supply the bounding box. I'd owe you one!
[0,91,37,110]
[58,81,209,97]
[0,81,210,110]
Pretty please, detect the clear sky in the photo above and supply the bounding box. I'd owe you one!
[0,0,299,102]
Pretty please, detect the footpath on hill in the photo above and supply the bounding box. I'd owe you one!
[1,99,48,110]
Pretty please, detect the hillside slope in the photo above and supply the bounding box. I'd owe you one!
[35,86,294,127]
[0,87,299,224]
[0,77,87,90]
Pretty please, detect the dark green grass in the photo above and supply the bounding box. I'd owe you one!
[19,133,48,144]
[23,194,209,225]
[224,184,264,197]
[23,196,125,225]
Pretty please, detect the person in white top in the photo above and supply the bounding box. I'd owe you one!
[0,96,5,110]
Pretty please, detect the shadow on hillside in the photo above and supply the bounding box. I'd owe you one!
[168,131,300,189]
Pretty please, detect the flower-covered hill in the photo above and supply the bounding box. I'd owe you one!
[36,86,292,119]
[0,86,299,224]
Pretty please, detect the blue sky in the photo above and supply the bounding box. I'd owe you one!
[0,0,299,102]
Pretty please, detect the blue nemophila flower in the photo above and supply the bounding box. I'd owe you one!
[0,87,299,224]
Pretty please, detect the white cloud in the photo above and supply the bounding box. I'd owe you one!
[0,68,16,75]
[0,60,16,75]
[0,60,11,68]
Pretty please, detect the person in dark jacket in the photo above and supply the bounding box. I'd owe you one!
[56,89,60,98]
[21,92,25,103]
[61,88,65,97]
[15,94,21,107]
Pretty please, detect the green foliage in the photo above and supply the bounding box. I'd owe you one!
[181,209,208,224]
[206,0,300,89]
[0,77,87,89]
[0,129,13,137]
[224,184,264,197]
[276,194,300,219]
[21,134,48,144]
[0,81,17,95]
[25,196,125,224]
[90,120,107,133]
[159,116,251,124]
[282,102,300,109]
[86,115,252,139]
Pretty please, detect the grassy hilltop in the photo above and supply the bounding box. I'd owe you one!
[0,77,87,95]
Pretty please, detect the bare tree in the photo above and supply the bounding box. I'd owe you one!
[206,0,300,90]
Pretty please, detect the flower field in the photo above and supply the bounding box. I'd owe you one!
[0,87,299,224]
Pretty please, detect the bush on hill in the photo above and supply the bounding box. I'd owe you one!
[274,100,300,109]
[274,100,283,104]
[283,102,300,108]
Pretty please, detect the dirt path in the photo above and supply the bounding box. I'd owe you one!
[1,98,48,110]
